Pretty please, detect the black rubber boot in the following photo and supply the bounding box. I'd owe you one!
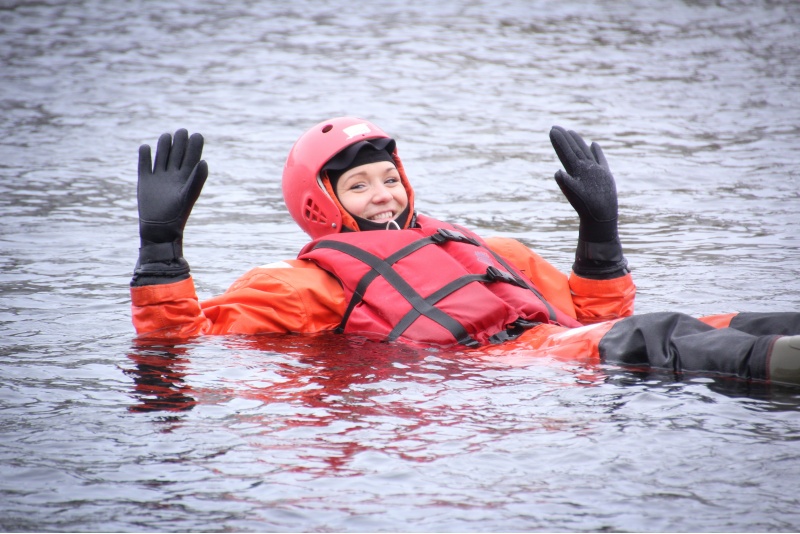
[598,312,771,381]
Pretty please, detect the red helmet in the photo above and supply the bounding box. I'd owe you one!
[282,117,415,239]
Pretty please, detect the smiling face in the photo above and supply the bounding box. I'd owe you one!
[334,161,409,223]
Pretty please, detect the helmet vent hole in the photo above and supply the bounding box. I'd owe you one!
[321,124,333,133]
[303,198,327,224]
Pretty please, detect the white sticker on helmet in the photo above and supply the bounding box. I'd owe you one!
[343,123,371,139]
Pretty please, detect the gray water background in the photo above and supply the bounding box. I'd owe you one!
[1,0,800,531]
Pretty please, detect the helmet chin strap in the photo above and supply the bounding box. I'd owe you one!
[352,204,412,232]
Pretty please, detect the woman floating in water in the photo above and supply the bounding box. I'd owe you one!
[130,118,800,386]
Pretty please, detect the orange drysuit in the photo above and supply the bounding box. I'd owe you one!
[131,235,637,363]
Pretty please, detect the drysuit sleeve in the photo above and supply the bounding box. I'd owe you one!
[567,271,635,324]
[130,259,346,338]
[484,237,635,324]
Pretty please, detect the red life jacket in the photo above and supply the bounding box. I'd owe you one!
[298,215,582,347]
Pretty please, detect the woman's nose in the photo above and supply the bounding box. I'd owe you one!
[371,184,393,203]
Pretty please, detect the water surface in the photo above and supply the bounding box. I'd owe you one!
[1,0,799,531]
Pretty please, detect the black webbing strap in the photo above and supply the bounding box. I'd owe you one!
[450,224,559,324]
[312,229,484,335]
[490,250,557,322]
[386,266,542,342]
[487,318,542,344]
[312,234,448,334]
[309,238,480,347]
[386,273,488,342]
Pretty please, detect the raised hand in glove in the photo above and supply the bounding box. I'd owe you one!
[132,129,208,287]
[549,126,628,279]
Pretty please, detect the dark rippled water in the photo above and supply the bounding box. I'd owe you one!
[2,0,799,531]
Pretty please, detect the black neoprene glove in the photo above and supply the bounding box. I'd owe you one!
[549,126,628,279]
[131,129,208,287]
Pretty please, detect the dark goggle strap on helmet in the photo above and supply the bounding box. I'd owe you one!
[321,138,396,176]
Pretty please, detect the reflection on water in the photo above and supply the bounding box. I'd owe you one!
[127,340,198,413]
[1,0,800,531]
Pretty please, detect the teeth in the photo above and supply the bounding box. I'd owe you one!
[369,212,393,221]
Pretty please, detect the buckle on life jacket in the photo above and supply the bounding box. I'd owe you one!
[485,265,527,288]
[431,228,480,246]
[488,318,541,344]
